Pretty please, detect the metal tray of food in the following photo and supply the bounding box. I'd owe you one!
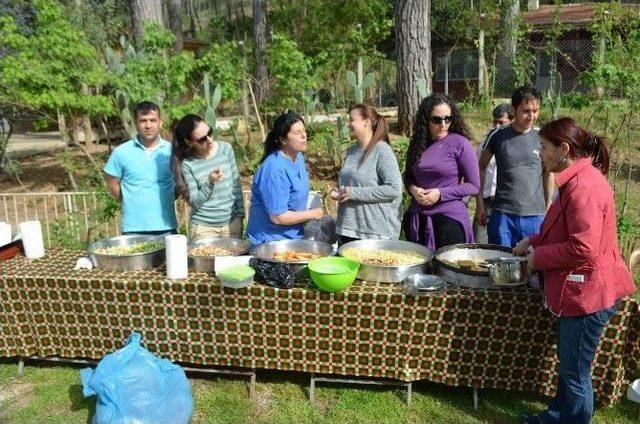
[338,239,433,283]
[88,235,165,271]
[434,243,516,289]
[187,237,251,273]
[251,239,334,277]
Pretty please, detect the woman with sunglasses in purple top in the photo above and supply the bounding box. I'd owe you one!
[172,114,245,241]
[403,94,480,250]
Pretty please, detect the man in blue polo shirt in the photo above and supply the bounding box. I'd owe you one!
[104,101,177,235]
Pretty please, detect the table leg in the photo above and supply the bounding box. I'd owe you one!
[407,382,412,405]
[250,369,256,398]
[17,358,24,377]
[473,386,479,411]
[309,373,316,404]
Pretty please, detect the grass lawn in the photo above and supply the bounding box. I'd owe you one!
[1,361,637,423]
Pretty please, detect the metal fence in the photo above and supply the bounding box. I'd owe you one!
[0,191,251,248]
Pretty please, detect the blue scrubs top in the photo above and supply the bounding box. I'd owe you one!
[247,151,310,245]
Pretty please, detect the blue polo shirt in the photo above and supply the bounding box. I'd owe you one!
[247,151,310,245]
[104,136,177,233]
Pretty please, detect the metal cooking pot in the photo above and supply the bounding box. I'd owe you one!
[251,239,334,278]
[338,239,433,283]
[88,235,165,271]
[434,243,513,289]
[485,257,527,286]
[187,237,251,273]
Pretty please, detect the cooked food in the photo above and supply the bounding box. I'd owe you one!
[94,241,163,255]
[442,258,486,272]
[341,248,424,266]
[189,245,237,257]
[272,251,320,262]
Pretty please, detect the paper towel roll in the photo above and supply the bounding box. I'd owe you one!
[165,234,188,279]
[0,222,11,246]
[18,220,45,259]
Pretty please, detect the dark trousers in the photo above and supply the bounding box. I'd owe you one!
[431,214,465,249]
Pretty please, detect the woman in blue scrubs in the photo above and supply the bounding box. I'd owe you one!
[247,111,324,245]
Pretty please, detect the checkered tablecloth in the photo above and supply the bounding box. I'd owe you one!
[1,249,638,405]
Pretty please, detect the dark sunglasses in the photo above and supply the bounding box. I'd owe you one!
[429,115,452,125]
[194,127,213,144]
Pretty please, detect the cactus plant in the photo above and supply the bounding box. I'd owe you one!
[203,73,222,136]
[346,69,375,104]
[115,90,136,138]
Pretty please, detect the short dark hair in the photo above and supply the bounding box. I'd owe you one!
[134,101,161,119]
[492,103,515,120]
[511,85,542,109]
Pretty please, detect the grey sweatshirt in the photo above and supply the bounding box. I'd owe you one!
[336,141,403,239]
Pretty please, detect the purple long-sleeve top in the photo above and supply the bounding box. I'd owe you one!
[404,132,480,251]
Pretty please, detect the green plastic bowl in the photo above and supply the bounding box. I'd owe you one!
[308,257,360,293]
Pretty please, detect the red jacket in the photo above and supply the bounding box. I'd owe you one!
[530,158,636,316]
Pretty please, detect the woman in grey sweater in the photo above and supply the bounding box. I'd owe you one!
[332,104,403,245]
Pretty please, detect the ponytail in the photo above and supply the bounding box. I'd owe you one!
[586,133,610,175]
[348,104,390,167]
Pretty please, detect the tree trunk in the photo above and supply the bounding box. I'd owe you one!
[253,0,269,103]
[167,0,184,52]
[395,0,431,135]
[57,109,71,146]
[131,0,164,50]
[497,0,520,92]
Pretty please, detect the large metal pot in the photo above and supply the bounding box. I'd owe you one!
[434,243,514,289]
[88,235,165,271]
[338,239,433,283]
[251,239,334,277]
[188,237,251,273]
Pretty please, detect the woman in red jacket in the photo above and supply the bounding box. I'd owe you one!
[514,117,636,424]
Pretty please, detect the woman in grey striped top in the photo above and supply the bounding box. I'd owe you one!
[332,104,403,245]
[172,114,245,241]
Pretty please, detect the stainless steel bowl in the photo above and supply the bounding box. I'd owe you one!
[403,273,445,294]
[338,239,433,283]
[251,239,335,277]
[434,243,514,289]
[88,235,165,271]
[485,257,527,286]
[188,237,251,273]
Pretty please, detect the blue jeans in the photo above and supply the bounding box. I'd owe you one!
[536,305,617,424]
[487,211,544,248]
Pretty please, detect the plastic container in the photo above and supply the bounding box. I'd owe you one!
[308,257,359,293]
[217,265,255,289]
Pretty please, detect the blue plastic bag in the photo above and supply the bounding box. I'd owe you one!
[80,332,193,424]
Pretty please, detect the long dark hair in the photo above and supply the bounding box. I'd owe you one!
[172,113,204,203]
[348,103,390,167]
[539,117,610,175]
[404,94,472,183]
[260,111,305,163]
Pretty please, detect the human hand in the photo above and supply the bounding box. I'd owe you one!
[525,250,536,277]
[330,187,343,201]
[337,187,352,203]
[422,188,441,206]
[409,185,429,206]
[513,237,531,256]
[208,166,223,184]
[475,203,488,226]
